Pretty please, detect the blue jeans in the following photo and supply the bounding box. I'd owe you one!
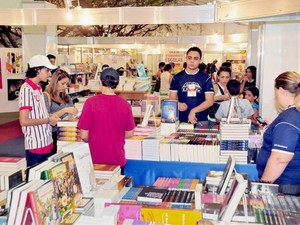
[26,151,52,167]
[279,184,300,196]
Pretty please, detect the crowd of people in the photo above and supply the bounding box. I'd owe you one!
[19,49,300,195]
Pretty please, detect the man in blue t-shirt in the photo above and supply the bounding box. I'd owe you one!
[169,47,214,123]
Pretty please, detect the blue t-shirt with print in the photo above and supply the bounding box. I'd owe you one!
[169,69,214,122]
[256,107,300,184]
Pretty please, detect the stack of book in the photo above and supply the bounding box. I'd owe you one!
[93,164,121,180]
[219,119,251,164]
[57,120,81,149]
[142,136,161,161]
[159,133,220,163]
[0,157,26,191]
[124,136,144,160]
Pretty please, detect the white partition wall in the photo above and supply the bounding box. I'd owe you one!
[258,22,300,121]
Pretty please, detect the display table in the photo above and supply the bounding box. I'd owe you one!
[124,159,258,186]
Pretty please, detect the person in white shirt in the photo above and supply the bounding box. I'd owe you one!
[159,64,173,95]
[215,79,254,122]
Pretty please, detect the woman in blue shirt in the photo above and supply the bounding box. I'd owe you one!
[256,71,300,195]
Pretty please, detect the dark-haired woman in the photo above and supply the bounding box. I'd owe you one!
[240,65,257,94]
[44,69,78,154]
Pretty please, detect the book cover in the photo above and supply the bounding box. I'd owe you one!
[137,187,169,203]
[13,180,46,225]
[161,100,178,123]
[218,173,248,222]
[104,203,142,224]
[22,180,60,225]
[7,181,41,225]
[250,181,279,195]
[216,155,236,195]
[62,142,96,195]
[141,207,202,224]
[48,162,74,221]
[59,152,83,207]
[2,169,24,191]
[0,157,25,165]
[121,187,143,201]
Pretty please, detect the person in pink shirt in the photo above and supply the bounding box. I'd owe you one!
[78,68,135,174]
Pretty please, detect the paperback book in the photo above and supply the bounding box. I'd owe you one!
[137,186,169,203]
[161,100,178,123]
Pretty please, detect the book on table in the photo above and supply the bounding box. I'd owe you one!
[7,180,42,225]
[48,162,77,221]
[20,180,60,225]
[161,100,178,123]
[62,142,97,194]
[137,186,169,203]
[218,172,248,222]
[216,155,236,195]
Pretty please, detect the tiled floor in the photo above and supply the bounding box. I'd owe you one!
[0,112,19,125]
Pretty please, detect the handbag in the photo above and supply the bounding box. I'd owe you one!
[208,103,221,119]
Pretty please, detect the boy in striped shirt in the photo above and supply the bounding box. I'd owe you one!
[19,55,60,167]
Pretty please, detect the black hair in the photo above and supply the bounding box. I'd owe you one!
[101,76,119,89]
[247,65,257,81]
[186,46,202,59]
[245,86,259,103]
[221,62,232,68]
[227,79,241,96]
[158,62,166,68]
[217,66,232,76]
[102,64,109,70]
[46,54,56,60]
[116,67,124,76]
[25,65,44,78]
[206,63,212,74]
[164,64,172,72]
[198,62,206,72]
[183,62,187,69]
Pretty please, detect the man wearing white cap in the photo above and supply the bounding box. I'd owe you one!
[19,55,61,167]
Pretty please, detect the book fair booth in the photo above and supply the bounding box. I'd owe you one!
[1,0,300,224]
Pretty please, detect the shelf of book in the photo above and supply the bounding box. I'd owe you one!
[124,159,258,186]
[90,90,148,101]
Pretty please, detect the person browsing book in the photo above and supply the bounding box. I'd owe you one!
[78,68,135,174]
[256,71,300,195]
[215,79,254,122]
[43,69,78,154]
[19,55,60,167]
[169,47,214,124]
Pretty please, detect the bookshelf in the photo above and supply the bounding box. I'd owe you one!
[90,90,147,101]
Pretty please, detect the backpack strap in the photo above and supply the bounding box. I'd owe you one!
[216,83,225,95]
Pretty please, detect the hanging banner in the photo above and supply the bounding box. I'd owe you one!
[164,51,185,75]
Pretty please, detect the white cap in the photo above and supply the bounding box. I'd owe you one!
[28,55,57,70]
